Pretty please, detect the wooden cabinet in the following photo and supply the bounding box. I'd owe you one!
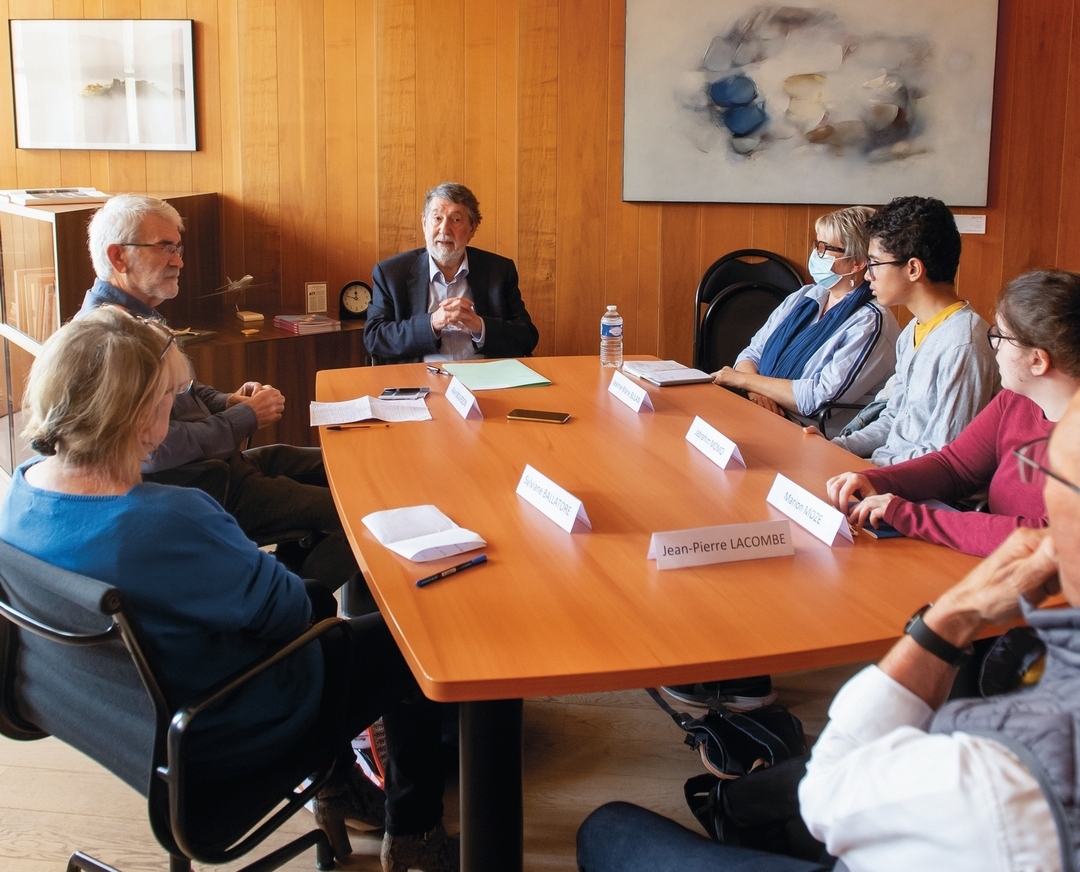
[182,316,368,448]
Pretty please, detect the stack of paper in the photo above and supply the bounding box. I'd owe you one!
[621,360,713,386]
[309,395,431,426]
[362,505,485,562]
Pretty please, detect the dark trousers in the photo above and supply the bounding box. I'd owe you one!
[577,803,835,872]
[338,614,445,836]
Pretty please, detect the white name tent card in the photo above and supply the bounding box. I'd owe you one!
[608,369,654,413]
[362,504,486,562]
[766,474,853,547]
[515,464,592,533]
[446,376,483,420]
[648,520,794,570]
[685,416,745,470]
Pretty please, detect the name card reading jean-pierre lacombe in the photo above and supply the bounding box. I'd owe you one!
[648,520,793,570]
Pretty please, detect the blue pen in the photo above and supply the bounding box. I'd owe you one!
[415,554,487,588]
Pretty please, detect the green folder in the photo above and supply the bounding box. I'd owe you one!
[441,359,552,391]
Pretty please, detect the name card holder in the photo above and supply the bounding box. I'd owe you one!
[648,520,794,569]
[446,376,483,420]
[766,474,853,547]
[515,464,591,533]
[685,416,744,469]
[608,370,654,413]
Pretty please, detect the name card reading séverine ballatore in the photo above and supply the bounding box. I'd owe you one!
[685,416,744,470]
[647,520,793,570]
[515,464,592,533]
[446,376,483,420]
[608,369,654,413]
[766,474,853,547]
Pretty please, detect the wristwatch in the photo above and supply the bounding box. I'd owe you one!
[904,604,974,666]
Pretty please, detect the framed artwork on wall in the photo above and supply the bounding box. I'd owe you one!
[9,19,196,151]
[623,1,998,205]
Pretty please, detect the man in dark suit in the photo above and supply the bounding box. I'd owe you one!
[364,182,539,364]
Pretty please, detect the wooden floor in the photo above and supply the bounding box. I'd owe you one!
[0,664,864,871]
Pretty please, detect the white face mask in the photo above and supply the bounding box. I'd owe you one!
[807,250,850,289]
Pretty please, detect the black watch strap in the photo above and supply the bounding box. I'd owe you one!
[904,604,974,666]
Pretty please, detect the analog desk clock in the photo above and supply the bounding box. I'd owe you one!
[339,280,372,320]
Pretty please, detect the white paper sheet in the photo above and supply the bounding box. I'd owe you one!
[310,396,432,426]
[361,504,486,562]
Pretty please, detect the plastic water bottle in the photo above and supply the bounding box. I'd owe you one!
[600,305,623,368]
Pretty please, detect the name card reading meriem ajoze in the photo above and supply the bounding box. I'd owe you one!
[766,473,853,547]
[446,376,483,420]
[648,520,793,570]
[685,416,744,470]
[608,369,654,413]
[515,464,592,533]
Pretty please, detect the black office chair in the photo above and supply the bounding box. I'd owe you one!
[0,538,354,872]
[696,281,791,373]
[692,249,803,371]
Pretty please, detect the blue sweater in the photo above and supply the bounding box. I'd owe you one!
[0,462,323,777]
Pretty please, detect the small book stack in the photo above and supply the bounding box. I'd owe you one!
[0,187,111,206]
[273,314,342,335]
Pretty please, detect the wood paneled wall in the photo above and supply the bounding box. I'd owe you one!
[1,0,1078,362]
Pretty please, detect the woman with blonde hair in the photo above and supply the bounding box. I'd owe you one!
[0,308,457,872]
[712,206,900,431]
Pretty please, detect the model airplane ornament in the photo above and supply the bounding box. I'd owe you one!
[200,274,268,322]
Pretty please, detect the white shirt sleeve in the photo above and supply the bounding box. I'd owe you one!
[799,666,1061,872]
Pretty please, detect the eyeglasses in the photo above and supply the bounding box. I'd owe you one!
[866,259,906,279]
[135,317,176,360]
[118,241,184,259]
[812,240,846,257]
[1014,437,1080,496]
[987,324,1023,350]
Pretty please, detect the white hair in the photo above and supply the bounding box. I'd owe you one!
[87,194,184,281]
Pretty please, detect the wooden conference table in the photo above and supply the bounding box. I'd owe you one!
[317,356,979,871]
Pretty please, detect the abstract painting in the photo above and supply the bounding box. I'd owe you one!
[10,20,196,151]
[623,2,998,205]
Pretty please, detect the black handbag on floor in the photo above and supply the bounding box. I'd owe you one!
[648,688,829,863]
[646,687,806,778]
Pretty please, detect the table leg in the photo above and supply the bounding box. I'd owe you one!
[459,699,524,872]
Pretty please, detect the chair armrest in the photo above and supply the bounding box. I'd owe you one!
[169,617,347,729]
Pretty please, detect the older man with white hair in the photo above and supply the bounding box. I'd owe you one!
[80,194,363,602]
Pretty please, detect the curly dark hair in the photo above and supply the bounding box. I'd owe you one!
[997,269,1080,378]
[863,196,961,284]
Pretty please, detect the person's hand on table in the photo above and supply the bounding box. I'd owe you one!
[747,392,785,416]
[847,493,895,528]
[802,425,824,437]
[826,472,878,511]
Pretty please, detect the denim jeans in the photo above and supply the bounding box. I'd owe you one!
[577,803,835,872]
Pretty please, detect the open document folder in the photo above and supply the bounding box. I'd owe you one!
[441,359,551,390]
[362,505,486,562]
[309,396,431,426]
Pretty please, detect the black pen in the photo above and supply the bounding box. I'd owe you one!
[426,365,450,376]
[415,554,487,588]
[326,423,390,431]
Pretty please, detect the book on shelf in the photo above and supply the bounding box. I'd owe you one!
[273,313,342,335]
[1,187,111,206]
